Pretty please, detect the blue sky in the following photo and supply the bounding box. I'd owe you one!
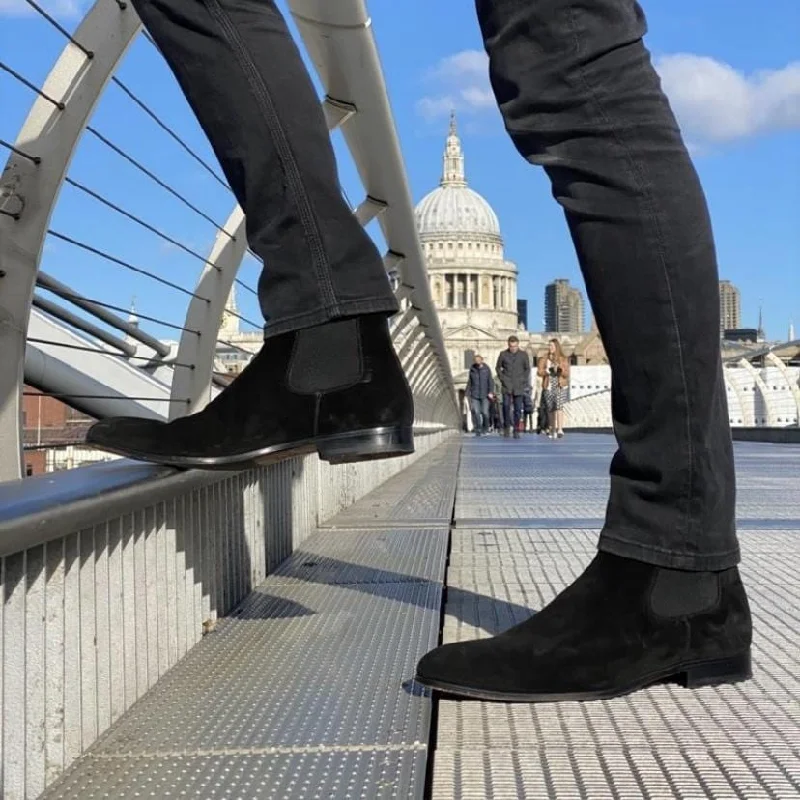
[1,0,798,341]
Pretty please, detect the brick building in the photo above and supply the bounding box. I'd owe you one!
[22,386,95,476]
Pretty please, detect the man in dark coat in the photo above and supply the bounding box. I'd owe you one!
[466,354,495,435]
[496,336,531,439]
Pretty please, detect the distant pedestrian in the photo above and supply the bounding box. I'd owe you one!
[466,354,495,436]
[496,336,531,439]
[538,338,570,438]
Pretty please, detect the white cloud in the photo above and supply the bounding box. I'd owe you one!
[0,0,83,18]
[417,49,800,146]
[427,50,489,83]
[416,49,493,120]
[655,54,800,143]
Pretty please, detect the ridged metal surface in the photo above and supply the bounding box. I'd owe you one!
[432,434,800,799]
[2,472,269,800]
[1,430,452,799]
[35,438,455,799]
[270,527,448,585]
[42,749,428,800]
[454,435,800,524]
[39,566,444,796]
[322,440,460,528]
[77,581,440,756]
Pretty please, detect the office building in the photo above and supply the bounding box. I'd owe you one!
[545,279,585,334]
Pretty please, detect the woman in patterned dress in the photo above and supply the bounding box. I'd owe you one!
[538,339,570,438]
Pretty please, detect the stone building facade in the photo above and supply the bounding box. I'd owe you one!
[413,114,606,392]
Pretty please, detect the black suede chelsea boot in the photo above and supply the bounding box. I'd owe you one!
[86,314,414,469]
[416,552,752,702]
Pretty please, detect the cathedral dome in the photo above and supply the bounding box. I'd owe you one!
[414,114,501,241]
[415,186,501,238]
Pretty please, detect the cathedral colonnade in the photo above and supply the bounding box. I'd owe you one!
[430,271,517,311]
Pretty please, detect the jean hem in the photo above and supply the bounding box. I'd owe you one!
[598,530,740,571]
[263,297,399,339]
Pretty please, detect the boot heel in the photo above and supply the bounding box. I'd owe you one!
[682,652,751,689]
[317,426,414,465]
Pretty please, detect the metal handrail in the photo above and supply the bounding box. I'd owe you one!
[0,424,449,557]
[722,338,800,364]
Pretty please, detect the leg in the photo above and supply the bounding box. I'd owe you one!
[470,398,482,434]
[556,391,566,436]
[475,0,735,568]
[516,396,524,426]
[511,394,520,437]
[480,398,491,432]
[132,0,397,332]
[545,391,556,435]
[86,0,412,468]
[502,394,512,436]
[415,0,750,703]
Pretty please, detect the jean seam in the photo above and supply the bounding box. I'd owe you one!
[565,4,695,546]
[600,530,739,559]
[263,296,396,328]
[204,0,339,311]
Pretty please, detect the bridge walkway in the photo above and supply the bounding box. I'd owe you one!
[40,435,800,798]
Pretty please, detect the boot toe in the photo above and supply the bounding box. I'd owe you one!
[86,417,168,455]
[416,640,502,692]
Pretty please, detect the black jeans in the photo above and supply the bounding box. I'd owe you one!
[476,0,737,570]
[503,394,524,430]
[131,0,398,336]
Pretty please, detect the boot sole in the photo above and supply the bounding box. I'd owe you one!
[89,425,414,470]
[316,426,415,465]
[415,651,752,703]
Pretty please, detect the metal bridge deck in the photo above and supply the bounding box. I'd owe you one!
[41,435,800,798]
[433,434,800,800]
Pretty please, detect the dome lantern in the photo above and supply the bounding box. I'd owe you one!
[441,111,467,188]
[414,112,502,242]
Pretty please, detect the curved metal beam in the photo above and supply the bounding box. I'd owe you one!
[723,365,751,426]
[290,0,457,420]
[32,294,135,357]
[765,352,800,425]
[0,1,142,480]
[737,358,776,427]
[169,206,246,418]
[37,270,169,356]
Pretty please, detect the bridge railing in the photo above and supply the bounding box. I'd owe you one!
[562,355,800,429]
[0,425,452,800]
[0,1,458,796]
